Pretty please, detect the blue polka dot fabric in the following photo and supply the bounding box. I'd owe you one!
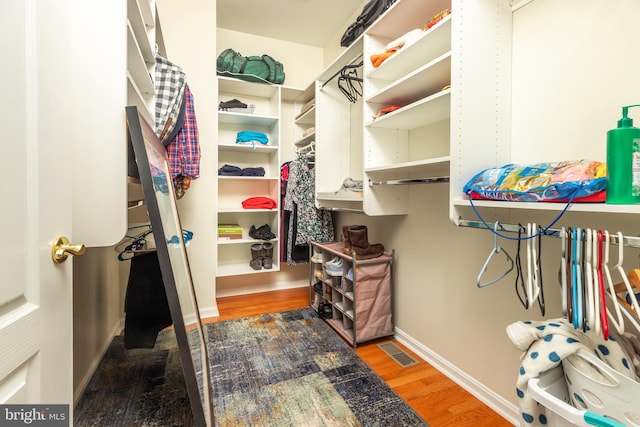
[506,318,636,426]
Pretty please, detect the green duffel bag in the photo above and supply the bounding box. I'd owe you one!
[216,48,285,85]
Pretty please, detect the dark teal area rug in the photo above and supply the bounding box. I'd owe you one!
[75,307,427,426]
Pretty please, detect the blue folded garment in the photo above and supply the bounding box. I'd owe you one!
[236,131,269,144]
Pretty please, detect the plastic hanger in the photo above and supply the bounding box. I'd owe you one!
[566,227,574,322]
[571,227,584,330]
[584,228,596,331]
[477,222,514,288]
[602,230,625,335]
[559,226,568,316]
[596,230,609,340]
[611,231,640,316]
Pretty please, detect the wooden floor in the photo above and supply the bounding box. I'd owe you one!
[203,287,513,427]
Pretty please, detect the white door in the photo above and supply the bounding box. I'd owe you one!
[0,0,75,414]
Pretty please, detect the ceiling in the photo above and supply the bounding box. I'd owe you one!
[216,0,365,47]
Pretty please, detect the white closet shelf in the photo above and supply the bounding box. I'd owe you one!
[365,157,450,177]
[294,133,315,147]
[217,261,280,278]
[365,52,451,106]
[136,0,154,29]
[218,76,279,98]
[217,238,279,246]
[126,22,155,97]
[366,0,451,39]
[452,199,640,215]
[218,176,278,181]
[366,15,452,82]
[294,107,315,125]
[316,192,363,202]
[217,208,279,213]
[217,143,278,153]
[366,89,450,130]
[127,0,154,64]
[218,111,278,126]
[126,73,154,125]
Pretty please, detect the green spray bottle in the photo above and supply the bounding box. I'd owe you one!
[606,104,640,204]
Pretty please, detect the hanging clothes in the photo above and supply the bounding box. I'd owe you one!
[154,54,187,145]
[167,83,201,198]
[284,154,334,264]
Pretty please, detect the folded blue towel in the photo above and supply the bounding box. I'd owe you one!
[236,131,268,144]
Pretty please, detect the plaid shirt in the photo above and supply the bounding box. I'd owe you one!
[167,84,200,179]
[154,54,186,143]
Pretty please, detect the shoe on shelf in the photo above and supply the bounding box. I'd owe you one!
[249,224,276,241]
[346,267,354,281]
[310,247,323,263]
[325,257,343,276]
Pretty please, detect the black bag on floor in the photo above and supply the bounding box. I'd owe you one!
[340,0,396,47]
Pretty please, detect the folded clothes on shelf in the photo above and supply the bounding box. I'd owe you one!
[218,98,256,113]
[242,196,277,209]
[218,164,265,176]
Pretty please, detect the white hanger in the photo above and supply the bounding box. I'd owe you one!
[560,226,568,316]
[530,223,540,302]
[477,222,514,288]
[602,230,625,335]
[612,231,640,316]
[583,228,597,333]
[590,228,601,336]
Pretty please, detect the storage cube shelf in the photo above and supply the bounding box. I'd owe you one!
[216,76,283,277]
[309,241,394,347]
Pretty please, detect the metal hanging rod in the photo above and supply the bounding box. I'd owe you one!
[320,206,364,213]
[320,53,364,89]
[458,219,640,249]
[369,176,450,186]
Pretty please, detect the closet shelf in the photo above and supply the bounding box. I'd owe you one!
[294,106,315,125]
[453,199,640,216]
[366,0,451,39]
[217,143,278,154]
[218,111,278,126]
[218,208,278,213]
[127,0,154,64]
[365,52,451,106]
[218,176,278,181]
[217,261,280,278]
[366,14,452,82]
[365,157,450,177]
[294,133,315,147]
[126,22,155,97]
[366,89,450,130]
[217,238,279,246]
[316,192,363,202]
[218,75,279,98]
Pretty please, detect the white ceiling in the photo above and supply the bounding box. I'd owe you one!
[217,0,365,47]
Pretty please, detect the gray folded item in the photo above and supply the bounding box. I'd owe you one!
[336,177,363,192]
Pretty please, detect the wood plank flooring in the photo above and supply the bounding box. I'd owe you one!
[204,287,513,427]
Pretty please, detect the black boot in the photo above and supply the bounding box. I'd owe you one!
[262,242,274,269]
[250,243,264,270]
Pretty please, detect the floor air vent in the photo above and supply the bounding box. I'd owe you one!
[377,342,419,368]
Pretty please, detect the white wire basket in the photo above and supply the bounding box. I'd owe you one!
[528,349,640,427]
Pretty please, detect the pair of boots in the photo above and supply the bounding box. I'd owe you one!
[342,225,385,259]
[250,242,274,270]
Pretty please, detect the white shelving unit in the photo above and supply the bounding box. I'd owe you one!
[126,0,158,221]
[448,0,640,224]
[216,76,282,277]
[362,0,452,215]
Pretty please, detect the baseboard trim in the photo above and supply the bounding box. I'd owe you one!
[394,327,519,426]
[73,321,122,406]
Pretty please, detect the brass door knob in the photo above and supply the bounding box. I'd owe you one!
[51,236,86,264]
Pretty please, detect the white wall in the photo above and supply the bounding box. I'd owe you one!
[156,0,219,315]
